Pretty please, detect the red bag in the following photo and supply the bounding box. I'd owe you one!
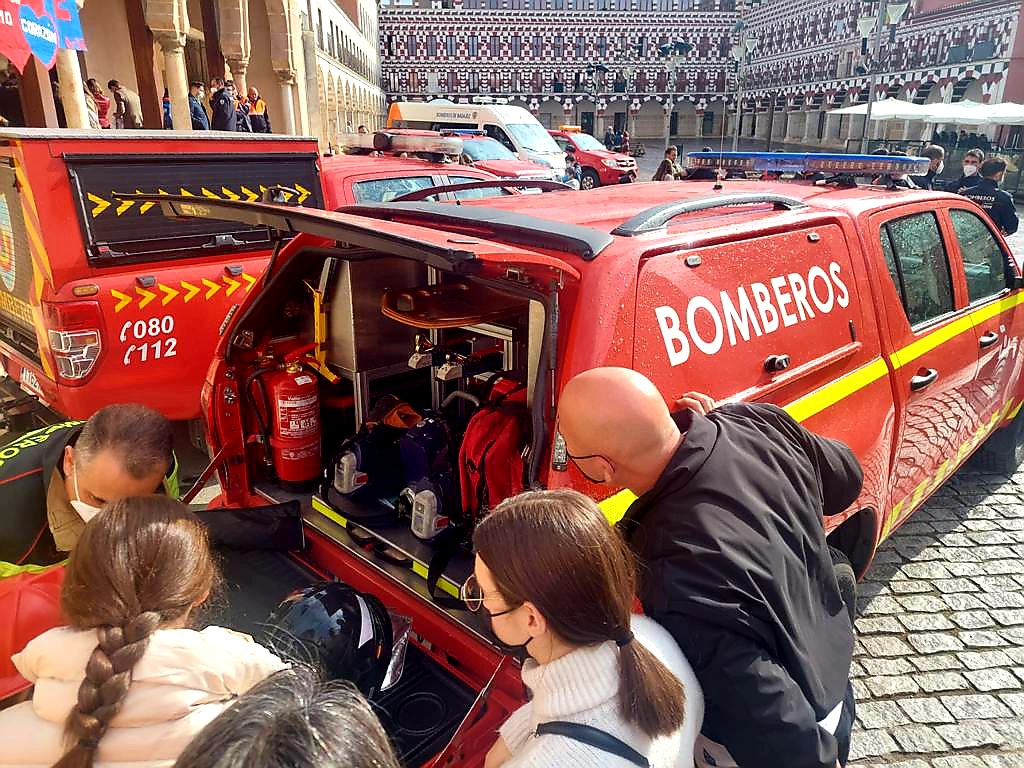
[0,566,65,700]
[458,379,530,523]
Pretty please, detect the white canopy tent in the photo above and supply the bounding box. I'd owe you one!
[827,98,1024,127]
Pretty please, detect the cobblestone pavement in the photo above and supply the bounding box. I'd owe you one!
[848,460,1024,767]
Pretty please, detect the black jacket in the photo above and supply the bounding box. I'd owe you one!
[189,94,210,130]
[619,403,862,768]
[909,169,936,190]
[960,177,1019,235]
[210,90,236,131]
[949,173,982,193]
[0,421,81,567]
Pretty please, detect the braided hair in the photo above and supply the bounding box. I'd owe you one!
[54,496,217,768]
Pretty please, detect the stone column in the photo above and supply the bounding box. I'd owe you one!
[55,49,89,129]
[302,25,321,141]
[277,71,297,135]
[663,103,672,149]
[225,58,248,95]
[803,111,819,144]
[156,34,192,130]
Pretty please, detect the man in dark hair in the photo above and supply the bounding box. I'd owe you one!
[0,404,176,571]
[910,144,945,190]
[960,157,1019,235]
[189,81,210,130]
[106,79,143,129]
[173,666,400,768]
[950,147,985,193]
[209,77,236,132]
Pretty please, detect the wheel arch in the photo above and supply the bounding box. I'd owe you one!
[826,506,881,581]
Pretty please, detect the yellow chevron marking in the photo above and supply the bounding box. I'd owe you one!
[179,188,195,197]
[180,281,200,303]
[201,187,221,200]
[158,284,180,306]
[137,189,156,215]
[241,273,258,292]
[295,184,311,204]
[88,193,110,218]
[221,187,240,201]
[202,278,221,300]
[222,276,241,297]
[241,186,260,202]
[110,289,132,313]
[115,198,135,216]
[135,286,156,310]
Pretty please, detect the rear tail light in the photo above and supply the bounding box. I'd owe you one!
[43,300,103,383]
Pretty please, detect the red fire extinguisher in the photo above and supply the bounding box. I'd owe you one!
[264,362,321,487]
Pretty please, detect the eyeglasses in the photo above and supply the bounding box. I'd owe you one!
[460,574,520,617]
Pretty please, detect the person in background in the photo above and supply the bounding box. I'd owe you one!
[0,403,176,571]
[557,368,862,768]
[162,88,173,129]
[173,666,400,768]
[357,124,369,134]
[189,81,210,130]
[85,79,110,128]
[0,69,23,127]
[229,81,252,132]
[652,146,684,181]
[604,126,616,150]
[0,497,286,767]
[83,83,99,129]
[960,158,1019,235]
[620,129,631,155]
[246,87,271,133]
[565,146,582,189]
[209,77,236,132]
[472,489,701,768]
[910,144,945,190]
[951,148,985,192]
[107,80,143,129]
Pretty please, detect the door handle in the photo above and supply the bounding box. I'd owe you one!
[911,368,939,391]
[979,331,1000,348]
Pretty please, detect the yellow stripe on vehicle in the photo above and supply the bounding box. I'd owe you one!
[783,357,890,424]
[890,315,975,369]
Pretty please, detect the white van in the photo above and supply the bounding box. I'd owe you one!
[387,101,568,179]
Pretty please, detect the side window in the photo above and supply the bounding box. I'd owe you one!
[553,136,569,152]
[950,209,1009,302]
[351,176,434,203]
[484,125,515,152]
[446,175,507,200]
[880,212,955,328]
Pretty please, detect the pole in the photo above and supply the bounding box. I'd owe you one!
[859,0,887,154]
[732,49,743,151]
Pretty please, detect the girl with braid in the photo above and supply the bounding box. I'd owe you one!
[0,497,286,768]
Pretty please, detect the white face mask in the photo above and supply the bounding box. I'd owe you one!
[963,164,979,176]
[71,466,103,522]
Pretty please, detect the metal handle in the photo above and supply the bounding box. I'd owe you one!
[910,368,939,391]
[611,193,808,236]
[979,331,1000,349]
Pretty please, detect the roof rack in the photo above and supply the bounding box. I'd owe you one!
[612,193,808,237]
[337,201,614,261]
[393,179,572,202]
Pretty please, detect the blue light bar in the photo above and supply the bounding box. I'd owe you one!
[686,151,930,176]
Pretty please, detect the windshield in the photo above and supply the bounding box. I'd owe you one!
[352,176,434,203]
[571,132,606,152]
[462,138,517,162]
[506,123,561,154]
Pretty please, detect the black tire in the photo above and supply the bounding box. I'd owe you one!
[581,168,600,190]
[975,408,1024,475]
[829,546,857,625]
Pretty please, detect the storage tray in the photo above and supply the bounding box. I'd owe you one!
[312,488,473,602]
[372,645,476,766]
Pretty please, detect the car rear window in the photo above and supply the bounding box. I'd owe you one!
[352,176,434,203]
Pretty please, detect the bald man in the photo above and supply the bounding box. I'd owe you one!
[558,368,863,768]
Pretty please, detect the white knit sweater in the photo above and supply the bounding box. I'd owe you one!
[498,615,703,768]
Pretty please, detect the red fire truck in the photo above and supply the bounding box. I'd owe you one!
[548,125,637,189]
[0,130,499,427]
[148,151,1024,765]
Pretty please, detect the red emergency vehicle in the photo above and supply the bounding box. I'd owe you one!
[147,151,1024,766]
[549,125,637,188]
[0,130,498,426]
[445,131,561,183]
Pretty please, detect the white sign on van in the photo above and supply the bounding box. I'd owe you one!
[655,261,850,367]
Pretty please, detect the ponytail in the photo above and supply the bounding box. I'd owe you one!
[617,637,686,738]
[54,613,161,768]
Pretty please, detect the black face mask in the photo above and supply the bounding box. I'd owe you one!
[484,605,534,660]
[569,455,610,485]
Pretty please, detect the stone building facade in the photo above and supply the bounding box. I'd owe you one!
[379,0,1024,148]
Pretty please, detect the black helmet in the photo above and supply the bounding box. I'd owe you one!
[265,581,393,697]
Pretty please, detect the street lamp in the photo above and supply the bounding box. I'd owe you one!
[730,20,758,151]
[655,39,693,149]
[858,0,910,153]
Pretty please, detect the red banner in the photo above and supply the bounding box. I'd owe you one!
[0,0,86,72]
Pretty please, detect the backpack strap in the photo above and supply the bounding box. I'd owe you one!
[535,722,650,767]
